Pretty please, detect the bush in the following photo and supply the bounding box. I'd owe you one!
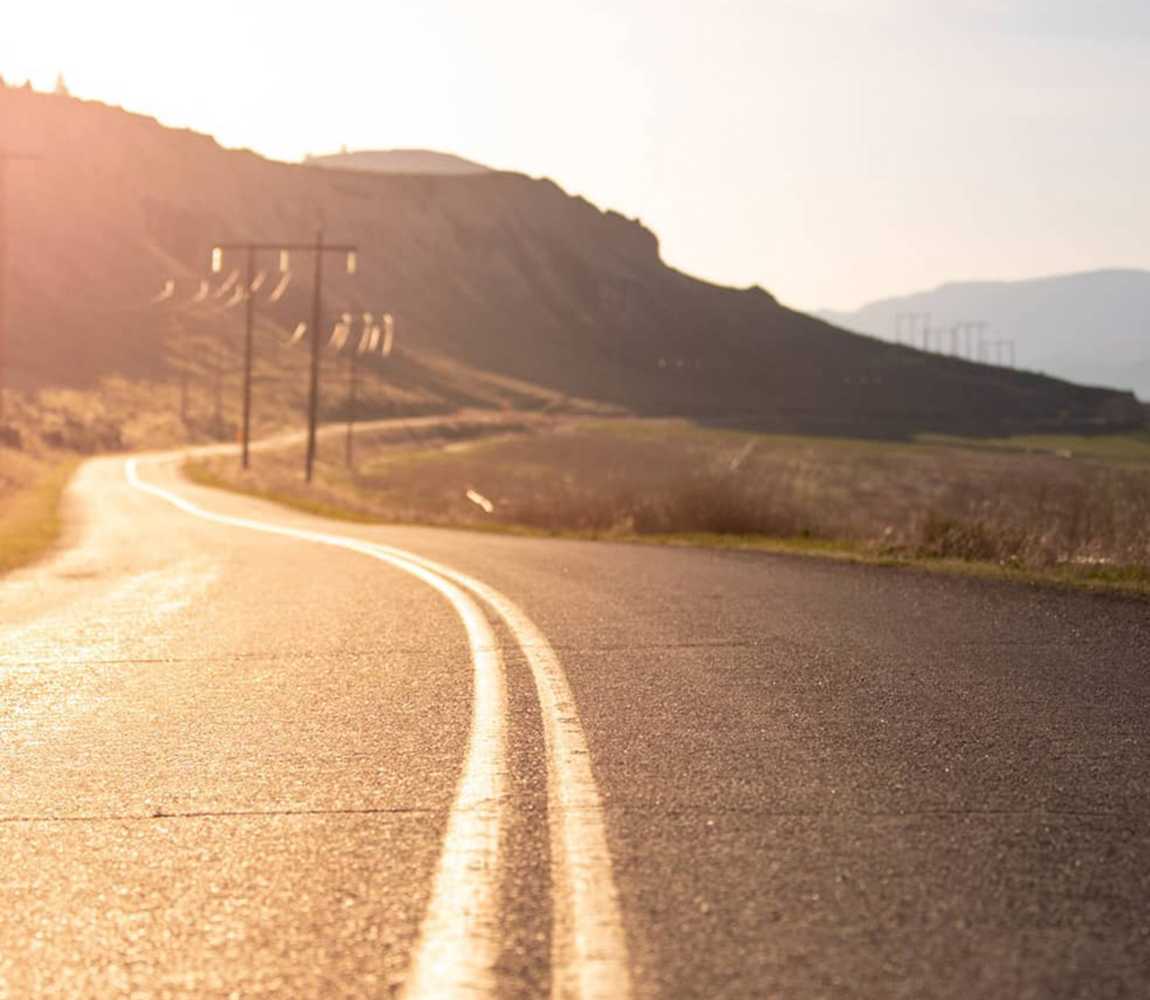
[915,513,1018,562]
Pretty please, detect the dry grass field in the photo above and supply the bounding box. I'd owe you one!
[0,376,290,575]
[0,449,78,575]
[5,376,1149,592]
[0,358,581,576]
[190,417,1150,593]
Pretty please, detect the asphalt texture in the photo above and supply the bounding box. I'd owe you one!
[2,455,1148,998]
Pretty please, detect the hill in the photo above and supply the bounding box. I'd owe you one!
[0,85,1142,436]
[304,149,492,176]
[820,270,1150,402]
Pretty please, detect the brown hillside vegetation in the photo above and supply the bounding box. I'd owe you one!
[0,85,1142,436]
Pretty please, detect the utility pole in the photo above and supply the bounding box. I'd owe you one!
[180,368,189,423]
[961,322,974,359]
[902,312,931,352]
[212,351,224,437]
[242,246,255,465]
[307,232,325,481]
[971,321,988,362]
[345,319,366,469]
[210,242,279,468]
[305,231,357,483]
[0,151,38,422]
[343,311,394,468]
[344,335,359,469]
[170,313,191,424]
[901,312,922,349]
[211,234,356,478]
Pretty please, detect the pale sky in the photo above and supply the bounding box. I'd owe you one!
[3,1,1148,310]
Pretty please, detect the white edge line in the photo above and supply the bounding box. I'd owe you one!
[125,458,506,999]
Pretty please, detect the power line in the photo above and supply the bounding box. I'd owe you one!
[211,235,357,480]
[339,311,394,469]
[285,306,396,469]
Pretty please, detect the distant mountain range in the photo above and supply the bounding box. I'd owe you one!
[304,149,491,176]
[820,270,1150,401]
[0,86,1142,436]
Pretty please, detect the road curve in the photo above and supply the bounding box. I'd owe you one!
[2,453,1149,998]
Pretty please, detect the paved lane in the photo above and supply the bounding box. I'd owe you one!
[364,519,1150,999]
[3,454,1149,997]
[2,459,476,995]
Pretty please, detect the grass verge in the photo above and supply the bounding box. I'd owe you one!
[0,456,80,575]
[185,437,1150,601]
[638,533,1150,598]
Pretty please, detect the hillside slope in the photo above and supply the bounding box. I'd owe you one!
[0,86,1142,436]
[820,270,1150,401]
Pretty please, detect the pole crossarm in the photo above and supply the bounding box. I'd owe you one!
[206,237,359,474]
[213,242,357,252]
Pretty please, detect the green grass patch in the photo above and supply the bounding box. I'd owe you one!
[596,532,1150,598]
[916,430,1150,465]
[0,457,80,575]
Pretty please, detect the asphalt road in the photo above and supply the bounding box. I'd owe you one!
[2,454,1148,998]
